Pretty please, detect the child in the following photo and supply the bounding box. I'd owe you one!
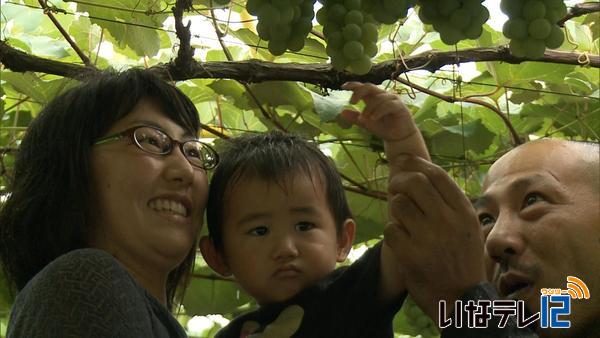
[200,82,430,337]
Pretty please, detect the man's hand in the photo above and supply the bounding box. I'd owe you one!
[384,155,486,321]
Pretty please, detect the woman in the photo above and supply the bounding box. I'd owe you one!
[0,69,218,337]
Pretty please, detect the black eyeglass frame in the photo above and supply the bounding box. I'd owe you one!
[94,125,219,170]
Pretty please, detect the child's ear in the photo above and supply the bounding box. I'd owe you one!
[199,236,232,277]
[336,218,356,262]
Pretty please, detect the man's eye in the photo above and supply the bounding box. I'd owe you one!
[523,193,544,208]
[478,214,495,226]
[248,226,268,236]
[296,222,315,232]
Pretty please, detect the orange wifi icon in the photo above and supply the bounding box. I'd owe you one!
[565,276,590,300]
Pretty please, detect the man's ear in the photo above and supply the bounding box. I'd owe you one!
[336,218,356,262]
[199,236,232,277]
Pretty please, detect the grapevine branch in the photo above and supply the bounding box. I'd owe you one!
[37,0,92,67]
[205,3,286,131]
[1,40,598,88]
[171,0,194,77]
[558,2,600,27]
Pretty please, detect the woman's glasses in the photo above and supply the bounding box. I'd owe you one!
[94,125,219,170]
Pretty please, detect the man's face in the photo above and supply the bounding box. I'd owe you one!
[477,140,599,336]
[217,173,352,305]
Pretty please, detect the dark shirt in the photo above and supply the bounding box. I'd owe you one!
[7,248,186,338]
[216,242,406,338]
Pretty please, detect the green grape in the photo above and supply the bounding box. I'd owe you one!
[418,2,439,24]
[342,23,362,40]
[503,18,528,40]
[270,23,292,41]
[268,39,287,55]
[501,0,565,59]
[416,315,431,330]
[295,17,313,35]
[258,4,281,26]
[364,42,378,56]
[438,0,460,15]
[440,27,464,45]
[256,21,270,40]
[345,10,364,25]
[323,22,342,36]
[301,1,315,18]
[343,40,364,59]
[272,0,289,8]
[499,0,521,17]
[545,25,564,48]
[287,35,305,51]
[463,21,483,39]
[292,6,302,21]
[328,31,344,48]
[329,4,347,23]
[350,54,372,75]
[361,22,378,42]
[524,38,546,58]
[383,0,401,12]
[331,51,349,71]
[529,18,551,40]
[522,0,546,21]
[420,0,487,44]
[372,6,395,24]
[250,0,315,56]
[450,9,470,30]
[345,0,362,10]
[462,0,482,11]
[472,5,489,25]
[279,6,295,23]
[246,0,263,15]
[316,7,328,24]
[364,0,414,25]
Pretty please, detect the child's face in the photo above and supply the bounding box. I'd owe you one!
[219,173,352,305]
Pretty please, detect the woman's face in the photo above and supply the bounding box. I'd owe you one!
[89,98,208,275]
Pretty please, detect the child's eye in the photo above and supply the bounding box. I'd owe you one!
[523,192,544,208]
[478,213,495,227]
[248,226,268,236]
[295,222,315,232]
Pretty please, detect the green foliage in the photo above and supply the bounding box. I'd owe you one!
[0,0,597,336]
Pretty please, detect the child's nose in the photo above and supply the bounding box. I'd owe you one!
[271,234,299,262]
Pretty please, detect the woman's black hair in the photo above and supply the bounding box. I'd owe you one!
[206,131,353,252]
[0,68,200,310]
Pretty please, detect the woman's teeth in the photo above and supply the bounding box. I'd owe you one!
[148,199,187,217]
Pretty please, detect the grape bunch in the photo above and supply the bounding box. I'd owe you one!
[246,0,316,55]
[316,0,379,74]
[500,0,567,59]
[417,0,490,45]
[362,0,416,25]
[402,298,440,337]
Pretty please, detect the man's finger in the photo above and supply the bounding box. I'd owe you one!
[383,221,412,256]
[389,172,448,217]
[390,155,471,212]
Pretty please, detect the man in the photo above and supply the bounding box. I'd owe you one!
[385,138,599,337]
